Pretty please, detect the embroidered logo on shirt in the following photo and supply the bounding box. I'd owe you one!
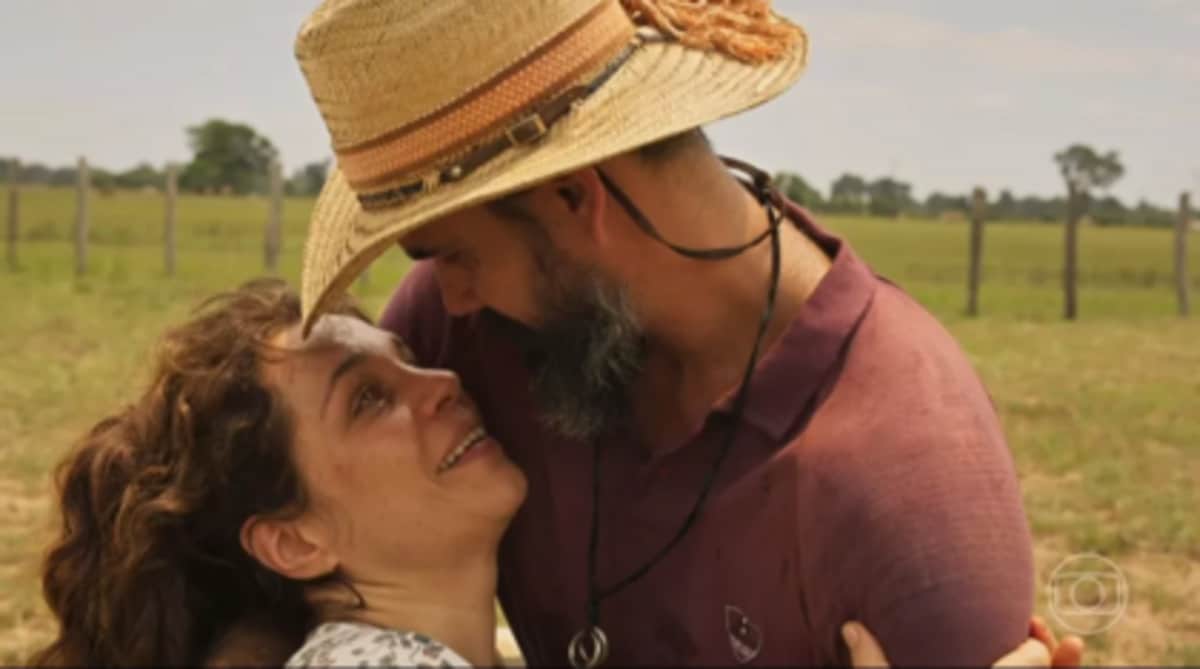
[725,605,762,664]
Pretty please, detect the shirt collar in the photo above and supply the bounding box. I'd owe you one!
[712,203,878,442]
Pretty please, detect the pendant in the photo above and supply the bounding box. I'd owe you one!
[568,626,609,669]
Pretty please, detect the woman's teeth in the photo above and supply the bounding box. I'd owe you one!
[436,427,487,474]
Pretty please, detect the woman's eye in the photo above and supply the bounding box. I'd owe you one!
[351,383,391,418]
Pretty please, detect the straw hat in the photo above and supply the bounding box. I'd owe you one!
[296,0,808,331]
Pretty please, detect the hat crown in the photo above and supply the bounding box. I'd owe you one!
[296,0,607,150]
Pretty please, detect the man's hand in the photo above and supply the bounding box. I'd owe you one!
[841,617,1085,668]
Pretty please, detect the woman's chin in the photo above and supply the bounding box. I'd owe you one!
[484,461,529,521]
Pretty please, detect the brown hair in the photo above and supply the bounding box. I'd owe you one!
[31,278,366,666]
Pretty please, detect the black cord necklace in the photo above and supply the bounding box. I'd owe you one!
[567,157,785,669]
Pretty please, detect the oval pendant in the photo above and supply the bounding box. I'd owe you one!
[567,626,609,669]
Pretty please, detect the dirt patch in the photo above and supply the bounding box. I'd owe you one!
[0,478,54,664]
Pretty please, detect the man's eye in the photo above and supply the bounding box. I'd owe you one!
[351,383,391,418]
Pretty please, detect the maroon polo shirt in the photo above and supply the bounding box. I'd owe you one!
[380,204,1034,667]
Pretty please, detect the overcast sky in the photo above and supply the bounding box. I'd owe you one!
[3,1,1198,205]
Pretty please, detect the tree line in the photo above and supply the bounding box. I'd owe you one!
[0,119,1183,228]
[776,144,1173,228]
[0,119,329,198]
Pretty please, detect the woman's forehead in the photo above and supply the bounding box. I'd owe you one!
[277,314,395,357]
[264,315,398,392]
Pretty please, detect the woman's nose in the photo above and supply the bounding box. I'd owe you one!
[405,366,464,417]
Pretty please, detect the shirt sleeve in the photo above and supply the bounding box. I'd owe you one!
[808,422,1035,667]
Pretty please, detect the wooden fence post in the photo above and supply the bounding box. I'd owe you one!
[75,157,90,276]
[967,187,986,317]
[6,159,18,270]
[164,164,178,276]
[265,160,283,272]
[1177,192,1192,317]
[1063,185,1084,321]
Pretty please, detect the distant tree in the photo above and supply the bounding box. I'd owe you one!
[1090,195,1127,226]
[866,177,914,218]
[773,171,824,209]
[286,159,331,197]
[21,163,53,184]
[0,157,18,182]
[923,191,968,219]
[1013,195,1066,223]
[1054,143,1124,319]
[992,189,1017,220]
[91,167,116,194]
[114,163,164,190]
[48,166,78,187]
[1129,200,1175,227]
[830,173,868,214]
[179,119,279,195]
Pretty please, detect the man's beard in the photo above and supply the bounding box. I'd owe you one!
[482,260,646,442]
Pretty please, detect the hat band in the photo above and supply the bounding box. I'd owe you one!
[354,40,642,212]
[337,0,636,197]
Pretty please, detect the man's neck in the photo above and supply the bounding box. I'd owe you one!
[630,184,831,449]
[313,556,500,667]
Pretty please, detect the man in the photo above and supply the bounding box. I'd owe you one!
[277,0,1075,665]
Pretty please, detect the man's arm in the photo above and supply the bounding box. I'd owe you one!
[842,619,1086,668]
[804,408,1036,666]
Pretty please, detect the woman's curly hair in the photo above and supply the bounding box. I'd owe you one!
[31,278,366,666]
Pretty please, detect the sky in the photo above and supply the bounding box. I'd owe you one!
[3,1,1198,205]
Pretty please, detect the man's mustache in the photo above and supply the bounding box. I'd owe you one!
[478,308,549,367]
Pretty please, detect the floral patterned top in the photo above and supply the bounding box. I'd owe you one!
[286,621,472,668]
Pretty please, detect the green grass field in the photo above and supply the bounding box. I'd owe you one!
[1,187,1197,664]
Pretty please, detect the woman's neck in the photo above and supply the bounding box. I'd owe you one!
[312,557,500,667]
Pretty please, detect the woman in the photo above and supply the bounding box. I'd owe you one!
[33,278,525,667]
[31,279,1077,667]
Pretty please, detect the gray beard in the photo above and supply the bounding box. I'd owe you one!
[482,270,646,442]
[527,272,645,441]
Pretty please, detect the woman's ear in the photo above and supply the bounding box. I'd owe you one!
[240,515,338,581]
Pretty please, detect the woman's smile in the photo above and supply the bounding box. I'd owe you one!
[436,426,489,474]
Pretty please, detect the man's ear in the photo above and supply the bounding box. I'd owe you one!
[551,168,609,246]
[240,514,338,581]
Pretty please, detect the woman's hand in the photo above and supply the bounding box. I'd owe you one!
[841,616,1085,667]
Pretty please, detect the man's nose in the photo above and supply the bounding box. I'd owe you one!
[434,264,483,316]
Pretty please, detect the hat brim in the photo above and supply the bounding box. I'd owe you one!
[301,36,808,333]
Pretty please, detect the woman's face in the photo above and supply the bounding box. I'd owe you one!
[261,314,527,578]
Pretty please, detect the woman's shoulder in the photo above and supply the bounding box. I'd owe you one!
[286,621,472,668]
